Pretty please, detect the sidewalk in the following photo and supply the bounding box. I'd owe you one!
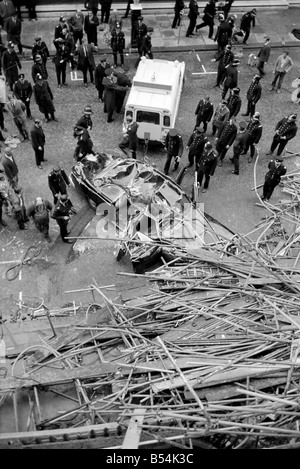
[15,6,300,58]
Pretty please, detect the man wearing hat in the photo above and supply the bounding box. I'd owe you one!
[76,105,93,130]
[241,111,262,163]
[52,37,70,87]
[32,36,50,65]
[31,54,48,83]
[226,87,241,118]
[196,141,218,193]
[74,35,98,87]
[48,165,70,205]
[212,44,234,88]
[242,74,262,118]
[0,147,18,189]
[214,13,232,53]
[51,194,74,244]
[1,41,21,91]
[95,57,111,101]
[54,16,68,40]
[221,58,239,100]
[33,74,57,122]
[30,118,46,169]
[6,11,22,55]
[119,115,138,159]
[257,37,271,76]
[73,125,94,161]
[194,96,214,133]
[266,113,298,157]
[230,120,248,175]
[6,92,29,141]
[10,186,29,230]
[102,68,130,123]
[134,16,148,53]
[27,196,53,242]
[262,157,287,202]
[212,99,230,136]
[13,73,33,119]
[110,22,125,68]
[215,116,237,166]
[163,128,183,175]
[140,27,154,60]
[240,8,256,45]
[115,69,132,113]
[186,127,208,168]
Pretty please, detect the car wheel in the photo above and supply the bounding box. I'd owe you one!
[88,198,97,210]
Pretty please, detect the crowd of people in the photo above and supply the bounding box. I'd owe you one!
[0,0,297,245]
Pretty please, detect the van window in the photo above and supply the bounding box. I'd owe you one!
[137,111,160,125]
[163,115,170,127]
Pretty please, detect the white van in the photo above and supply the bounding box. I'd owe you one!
[124,57,185,144]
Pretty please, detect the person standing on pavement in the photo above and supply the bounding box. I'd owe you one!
[186,0,199,38]
[266,113,298,157]
[61,26,76,71]
[110,23,125,68]
[84,8,99,46]
[194,96,214,133]
[214,13,232,53]
[108,8,122,32]
[68,9,84,46]
[212,99,230,136]
[84,0,99,16]
[240,8,256,45]
[48,165,70,206]
[221,58,239,100]
[6,92,29,141]
[10,185,29,230]
[13,73,33,119]
[139,27,154,59]
[241,111,262,163]
[215,116,237,166]
[75,105,93,130]
[226,87,241,118]
[25,0,37,21]
[196,141,217,193]
[261,157,287,202]
[242,74,262,118]
[186,127,208,167]
[33,73,57,122]
[230,120,248,175]
[172,0,185,29]
[163,128,183,176]
[74,36,97,87]
[95,57,111,101]
[196,0,216,39]
[6,11,22,55]
[54,15,68,40]
[0,0,15,31]
[51,194,74,244]
[52,37,70,88]
[134,16,148,57]
[211,44,234,88]
[0,146,18,189]
[30,118,46,169]
[32,36,50,65]
[269,51,293,94]
[101,0,113,24]
[119,115,138,159]
[122,0,133,19]
[31,54,48,83]
[257,37,271,77]
[2,41,21,91]
[27,196,52,242]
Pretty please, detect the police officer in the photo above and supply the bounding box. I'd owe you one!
[48,165,70,205]
[262,157,287,202]
[196,142,218,193]
[135,16,148,53]
[266,113,298,157]
[215,116,237,166]
[242,111,263,163]
[194,96,214,133]
[75,105,93,130]
[226,87,241,119]
[230,120,249,175]
[163,128,183,175]
[186,127,208,167]
[51,194,74,244]
[13,73,33,119]
[242,74,262,118]
[110,22,125,68]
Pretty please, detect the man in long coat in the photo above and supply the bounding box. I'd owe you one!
[74,36,98,87]
[2,41,21,91]
[186,128,208,167]
[30,118,46,169]
[6,92,29,141]
[1,146,18,189]
[212,44,234,88]
[84,9,99,45]
[102,68,129,123]
[242,74,262,118]
[266,113,298,157]
[194,96,214,133]
[33,73,57,122]
[221,58,239,100]
[262,157,287,202]
[257,37,271,76]
[13,73,33,119]
[95,57,111,101]
[48,165,70,205]
[215,117,237,166]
